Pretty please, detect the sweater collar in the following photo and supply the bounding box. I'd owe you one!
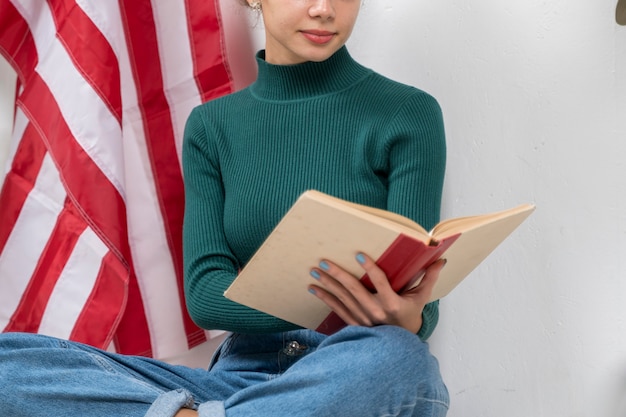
[249,46,372,101]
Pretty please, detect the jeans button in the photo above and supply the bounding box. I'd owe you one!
[283,340,307,356]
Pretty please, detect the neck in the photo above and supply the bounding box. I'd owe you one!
[249,47,372,101]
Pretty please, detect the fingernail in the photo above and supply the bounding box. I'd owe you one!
[319,261,330,271]
[310,270,321,280]
[356,253,366,264]
[308,288,317,295]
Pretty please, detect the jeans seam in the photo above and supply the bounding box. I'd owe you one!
[86,352,164,395]
[413,397,450,409]
[378,398,449,417]
[217,333,239,358]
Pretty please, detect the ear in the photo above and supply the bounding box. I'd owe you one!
[617,0,626,25]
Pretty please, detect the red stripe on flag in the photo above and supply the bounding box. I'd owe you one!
[3,201,87,334]
[19,74,131,266]
[0,123,46,255]
[47,0,122,122]
[119,0,206,348]
[70,251,129,350]
[186,0,233,102]
[1,1,234,356]
[21,76,152,354]
[111,262,153,357]
[0,1,38,83]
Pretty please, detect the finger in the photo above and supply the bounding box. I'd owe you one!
[309,264,373,325]
[347,253,405,326]
[403,258,446,303]
[316,260,373,298]
[307,284,364,326]
[354,252,397,304]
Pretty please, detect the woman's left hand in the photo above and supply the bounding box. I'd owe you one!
[308,253,446,334]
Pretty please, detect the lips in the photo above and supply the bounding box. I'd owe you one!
[301,30,336,44]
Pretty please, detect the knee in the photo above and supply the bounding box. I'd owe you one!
[326,325,434,369]
[0,332,65,388]
[0,333,40,409]
[325,326,449,407]
[0,331,62,350]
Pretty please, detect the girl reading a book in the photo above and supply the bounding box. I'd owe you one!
[0,1,449,416]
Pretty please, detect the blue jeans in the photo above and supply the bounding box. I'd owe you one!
[0,326,449,416]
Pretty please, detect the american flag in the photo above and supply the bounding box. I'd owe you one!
[0,0,232,359]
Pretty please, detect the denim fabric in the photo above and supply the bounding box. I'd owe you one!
[0,326,448,417]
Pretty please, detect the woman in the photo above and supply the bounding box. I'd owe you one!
[0,0,449,416]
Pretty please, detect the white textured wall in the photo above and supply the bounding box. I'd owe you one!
[2,1,626,416]
[354,2,626,417]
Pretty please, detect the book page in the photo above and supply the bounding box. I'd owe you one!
[429,205,535,300]
[225,195,409,329]
[306,190,430,236]
[430,204,535,239]
[225,190,535,330]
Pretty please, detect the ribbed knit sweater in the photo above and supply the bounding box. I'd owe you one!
[182,46,446,340]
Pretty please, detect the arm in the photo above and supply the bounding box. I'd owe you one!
[385,90,446,340]
[182,107,300,333]
[310,90,447,339]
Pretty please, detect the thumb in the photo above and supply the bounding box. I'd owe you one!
[405,258,446,302]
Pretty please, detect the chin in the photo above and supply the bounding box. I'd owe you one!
[302,46,342,63]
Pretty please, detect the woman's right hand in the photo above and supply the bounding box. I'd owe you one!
[308,253,446,334]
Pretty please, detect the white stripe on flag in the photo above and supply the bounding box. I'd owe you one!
[37,227,109,340]
[74,1,125,53]
[0,154,65,329]
[124,126,189,358]
[13,0,126,200]
[152,1,203,165]
[111,2,189,358]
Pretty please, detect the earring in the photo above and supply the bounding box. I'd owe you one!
[250,0,261,10]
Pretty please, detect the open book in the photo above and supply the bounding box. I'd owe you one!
[225,190,535,335]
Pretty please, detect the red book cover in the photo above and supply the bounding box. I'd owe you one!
[315,233,459,335]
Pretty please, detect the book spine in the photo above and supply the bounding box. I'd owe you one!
[362,233,459,292]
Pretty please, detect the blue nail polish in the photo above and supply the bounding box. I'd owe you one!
[356,253,366,264]
[319,261,330,271]
[310,270,321,280]
[308,288,317,295]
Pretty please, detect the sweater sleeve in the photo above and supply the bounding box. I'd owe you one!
[383,90,447,341]
[182,107,300,333]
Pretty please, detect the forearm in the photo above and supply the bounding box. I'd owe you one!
[184,268,300,333]
[417,301,439,341]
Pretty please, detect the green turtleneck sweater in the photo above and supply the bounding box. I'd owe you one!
[182,47,446,340]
